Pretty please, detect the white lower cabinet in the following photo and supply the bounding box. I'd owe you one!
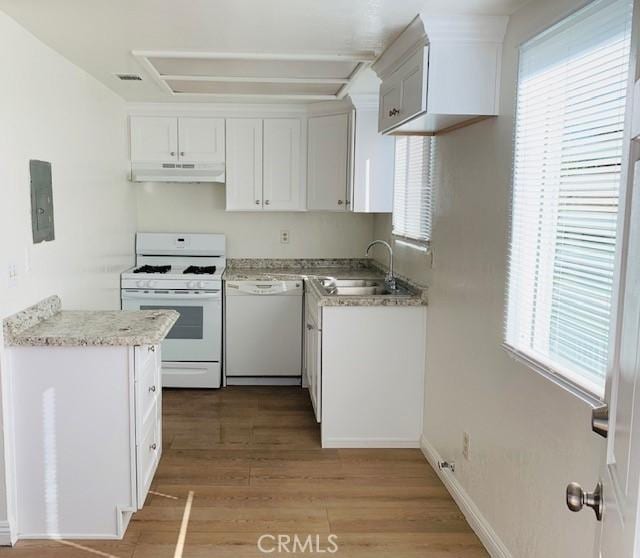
[304,292,322,422]
[9,344,162,539]
[304,296,427,448]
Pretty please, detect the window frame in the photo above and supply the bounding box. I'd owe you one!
[391,135,433,250]
[503,0,634,405]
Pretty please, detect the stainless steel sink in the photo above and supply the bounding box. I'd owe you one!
[321,278,413,297]
[320,278,383,288]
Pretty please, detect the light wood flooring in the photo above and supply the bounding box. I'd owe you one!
[1,386,488,557]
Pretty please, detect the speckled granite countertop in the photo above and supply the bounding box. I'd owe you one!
[4,295,179,347]
[224,259,428,307]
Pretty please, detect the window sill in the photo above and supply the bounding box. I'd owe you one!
[502,343,604,407]
[392,236,430,253]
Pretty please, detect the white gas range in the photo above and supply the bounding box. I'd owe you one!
[121,232,225,388]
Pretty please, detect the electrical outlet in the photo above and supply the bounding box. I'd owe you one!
[462,432,470,461]
[280,230,290,244]
[7,263,18,288]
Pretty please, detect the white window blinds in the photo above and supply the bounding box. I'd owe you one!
[505,0,633,397]
[393,136,432,244]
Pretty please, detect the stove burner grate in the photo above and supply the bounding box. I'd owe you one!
[133,265,172,274]
[184,265,217,275]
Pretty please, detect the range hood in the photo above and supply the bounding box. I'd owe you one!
[372,14,508,135]
[131,162,225,183]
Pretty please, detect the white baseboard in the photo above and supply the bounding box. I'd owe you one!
[225,376,301,386]
[18,533,122,540]
[322,438,420,448]
[420,436,513,558]
[0,521,16,546]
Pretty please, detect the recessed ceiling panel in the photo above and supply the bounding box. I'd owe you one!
[135,51,374,101]
[149,57,360,80]
[166,80,343,96]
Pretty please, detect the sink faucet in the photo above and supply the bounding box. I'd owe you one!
[366,240,396,291]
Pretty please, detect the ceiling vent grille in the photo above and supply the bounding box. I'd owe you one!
[116,73,143,81]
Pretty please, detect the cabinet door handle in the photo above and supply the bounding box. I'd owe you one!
[180,151,185,157]
[150,443,157,451]
[265,200,270,206]
[149,385,156,393]
[337,200,344,206]
[306,323,314,330]
[170,151,176,157]
[255,199,261,205]
[345,200,351,206]
[148,345,155,352]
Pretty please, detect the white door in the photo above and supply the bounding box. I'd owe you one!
[307,113,350,211]
[178,117,225,163]
[130,116,178,162]
[226,118,263,211]
[597,159,640,557]
[263,119,304,211]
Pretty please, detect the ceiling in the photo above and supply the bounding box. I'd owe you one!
[0,0,528,103]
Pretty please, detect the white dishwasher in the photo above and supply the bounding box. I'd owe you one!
[225,280,303,383]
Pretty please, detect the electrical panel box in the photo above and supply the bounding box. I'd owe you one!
[29,160,55,244]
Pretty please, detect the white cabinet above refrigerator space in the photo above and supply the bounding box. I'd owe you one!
[372,14,508,135]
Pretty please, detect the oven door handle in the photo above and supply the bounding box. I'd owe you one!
[122,290,221,300]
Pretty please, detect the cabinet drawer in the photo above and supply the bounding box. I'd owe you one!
[137,398,160,508]
[136,344,159,373]
[136,346,161,428]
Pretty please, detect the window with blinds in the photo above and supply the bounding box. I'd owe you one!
[392,136,433,245]
[505,0,633,397]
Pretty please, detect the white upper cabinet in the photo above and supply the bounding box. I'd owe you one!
[378,48,427,133]
[263,119,304,211]
[130,115,226,168]
[349,96,395,213]
[226,118,306,212]
[308,102,394,214]
[372,14,508,134]
[225,118,263,211]
[130,116,178,162]
[307,113,351,211]
[178,117,225,163]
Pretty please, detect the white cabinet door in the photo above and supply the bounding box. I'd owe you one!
[351,107,395,213]
[134,345,161,508]
[306,312,321,423]
[378,47,428,133]
[178,117,225,163]
[130,116,178,162]
[399,47,428,123]
[226,119,263,211]
[379,77,403,132]
[263,119,304,211]
[307,113,350,211]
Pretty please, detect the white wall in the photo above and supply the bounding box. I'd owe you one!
[136,184,375,259]
[373,0,606,556]
[0,10,136,537]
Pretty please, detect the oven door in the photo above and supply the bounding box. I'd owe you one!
[121,289,221,362]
